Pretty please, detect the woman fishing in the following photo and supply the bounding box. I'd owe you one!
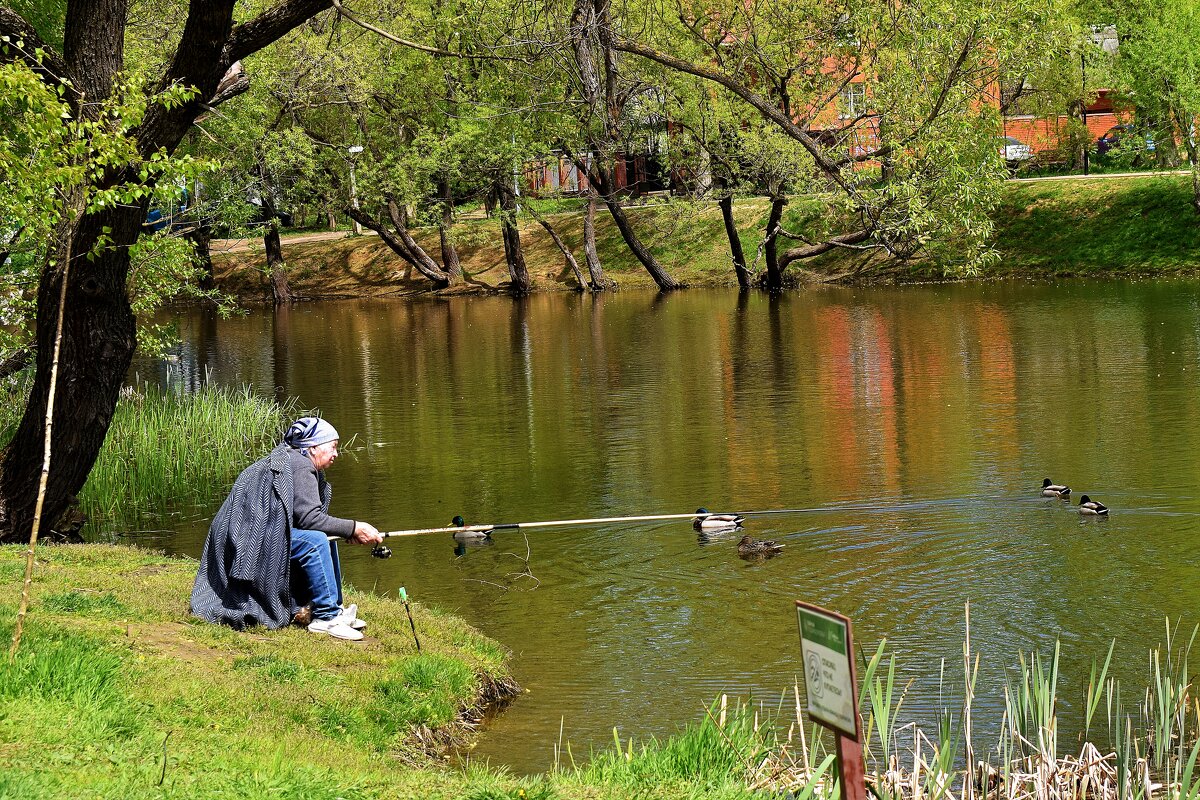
[190,416,383,640]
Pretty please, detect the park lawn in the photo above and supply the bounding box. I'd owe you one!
[989,175,1200,275]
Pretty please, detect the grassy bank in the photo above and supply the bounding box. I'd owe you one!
[0,543,519,799]
[991,175,1200,275]
[212,175,1200,298]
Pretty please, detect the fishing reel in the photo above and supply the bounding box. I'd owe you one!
[371,543,392,559]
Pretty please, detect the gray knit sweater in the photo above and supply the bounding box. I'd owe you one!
[288,448,356,538]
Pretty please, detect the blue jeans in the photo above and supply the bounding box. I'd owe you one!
[290,528,344,621]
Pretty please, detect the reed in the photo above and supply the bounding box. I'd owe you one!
[748,623,1200,800]
[78,379,293,531]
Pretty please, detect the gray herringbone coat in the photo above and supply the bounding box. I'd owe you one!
[190,443,333,629]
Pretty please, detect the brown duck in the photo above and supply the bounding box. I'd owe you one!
[737,534,784,557]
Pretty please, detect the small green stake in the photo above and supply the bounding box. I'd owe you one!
[398,587,421,652]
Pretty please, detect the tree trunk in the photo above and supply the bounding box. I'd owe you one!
[345,205,450,287]
[778,229,871,271]
[326,210,337,231]
[386,200,450,282]
[264,220,292,305]
[1190,158,1200,217]
[568,0,672,291]
[188,223,215,291]
[716,177,750,289]
[497,181,532,296]
[0,0,338,542]
[0,207,140,542]
[536,216,586,290]
[437,176,463,284]
[762,192,788,290]
[586,159,680,291]
[582,193,613,290]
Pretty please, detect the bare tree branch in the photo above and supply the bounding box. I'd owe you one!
[778,229,874,269]
[224,0,333,67]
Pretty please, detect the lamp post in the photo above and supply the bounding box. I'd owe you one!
[1080,51,1089,176]
[348,145,364,234]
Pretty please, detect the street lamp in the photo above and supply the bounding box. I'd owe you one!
[348,145,364,235]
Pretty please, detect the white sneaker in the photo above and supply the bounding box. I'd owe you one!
[338,603,367,631]
[307,617,363,641]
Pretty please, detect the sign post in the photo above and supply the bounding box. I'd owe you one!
[796,602,866,800]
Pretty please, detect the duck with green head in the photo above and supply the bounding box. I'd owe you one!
[451,515,493,541]
[693,508,745,530]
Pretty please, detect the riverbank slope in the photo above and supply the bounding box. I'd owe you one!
[212,174,1200,298]
[0,543,523,799]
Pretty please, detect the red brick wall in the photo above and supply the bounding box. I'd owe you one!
[1003,111,1124,154]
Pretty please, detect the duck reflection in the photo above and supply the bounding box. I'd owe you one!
[695,523,744,546]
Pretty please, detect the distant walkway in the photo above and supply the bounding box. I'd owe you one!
[213,229,373,254]
[1011,169,1190,183]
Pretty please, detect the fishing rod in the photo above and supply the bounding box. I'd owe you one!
[330,504,864,558]
[377,503,888,539]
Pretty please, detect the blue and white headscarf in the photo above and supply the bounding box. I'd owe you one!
[284,417,340,449]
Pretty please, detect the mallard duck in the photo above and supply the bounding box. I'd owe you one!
[1041,478,1071,498]
[737,534,784,556]
[693,508,746,530]
[451,515,493,541]
[1078,495,1109,516]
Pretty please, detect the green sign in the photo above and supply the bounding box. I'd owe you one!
[796,603,858,739]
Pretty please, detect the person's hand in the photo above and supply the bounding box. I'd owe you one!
[351,521,383,545]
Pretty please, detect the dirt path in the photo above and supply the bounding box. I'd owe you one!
[212,229,374,254]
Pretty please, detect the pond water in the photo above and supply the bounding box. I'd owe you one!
[133,281,1200,773]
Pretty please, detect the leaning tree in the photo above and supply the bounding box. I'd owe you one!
[0,1,341,542]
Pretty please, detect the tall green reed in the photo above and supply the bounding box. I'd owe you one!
[1002,641,1060,765]
[79,378,294,531]
[572,696,773,789]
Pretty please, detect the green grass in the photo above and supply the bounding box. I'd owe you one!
[558,701,772,799]
[80,383,294,529]
[0,543,817,799]
[992,175,1200,275]
[10,543,1200,800]
[0,543,523,799]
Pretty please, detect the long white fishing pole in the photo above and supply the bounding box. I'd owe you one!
[331,505,865,558]
[377,505,851,539]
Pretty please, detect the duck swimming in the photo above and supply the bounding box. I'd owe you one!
[451,515,493,541]
[1077,495,1109,516]
[693,508,746,530]
[1041,478,1071,498]
[737,534,784,557]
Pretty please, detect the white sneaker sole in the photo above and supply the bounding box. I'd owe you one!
[307,622,364,641]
